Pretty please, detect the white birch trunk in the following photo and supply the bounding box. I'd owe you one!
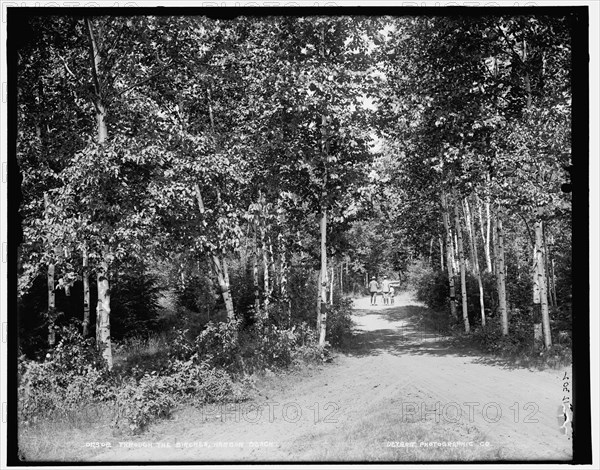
[454,202,470,333]
[495,207,508,336]
[82,245,90,337]
[535,221,552,348]
[441,193,457,319]
[194,183,235,320]
[96,259,113,368]
[465,198,486,326]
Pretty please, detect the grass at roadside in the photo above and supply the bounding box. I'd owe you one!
[17,334,323,462]
[18,402,116,462]
[400,303,571,371]
[287,397,500,462]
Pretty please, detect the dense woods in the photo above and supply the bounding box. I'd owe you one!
[13,10,577,443]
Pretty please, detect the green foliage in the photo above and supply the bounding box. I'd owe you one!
[50,324,109,374]
[326,297,354,347]
[165,327,196,362]
[18,324,112,422]
[176,272,218,321]
[288,266,320,326]
[252,322,327,371]
[228,260,259,324]
[194,319,243,369]
[113,373,176,435]
[470,312,571,367]
[112,335,172,377]
[472,320,525,356]
[168,315,325,375]
[110,263,162,340]
[415,268,450,313]
[551,304,572,335]
[166,359,245,403]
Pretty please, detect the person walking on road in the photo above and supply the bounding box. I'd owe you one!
[381,276,391,305]
[369,276,379,306]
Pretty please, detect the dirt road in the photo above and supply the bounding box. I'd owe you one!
[91,292,572,462]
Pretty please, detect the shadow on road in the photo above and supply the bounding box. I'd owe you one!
[345,301,536,370]
[347,303,466,358]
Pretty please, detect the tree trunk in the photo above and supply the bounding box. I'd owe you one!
[262,230,271,316]
[316,270,322,330]
[280,241,292,325]
[495,207,508,336]
[268,235,275,300]
[82,245,90,337]
[550,258,558,307]
[222,258,234,318]
[491,208,498,277]
[96,260,113,368]
[213,255,235,320]
[85,18,108,143]
[180,268,186,291]
[465,197,486,326]
[253,228,260,314]
[194,183,235,320]
[47,262,56,347]
[329,265,334,305]
[318,209,328,346]
[543,228,556,307]
[463,200,476,271]
[318,109,329,347]
[86,18,112,365]
[535,221,552,348]
[440,193,457,319]
[428,237,434,267]
[439,235,444,271]
[484,199,492,272]
[476,194,493,273]
[454,201,470,333]
[43,192,57,348]
[453,232,459,273]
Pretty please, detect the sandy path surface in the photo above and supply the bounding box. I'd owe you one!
[91,292,572,462]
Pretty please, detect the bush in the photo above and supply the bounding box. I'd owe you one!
[290,323,325,363]
[413,264,500,329]
[167,327,196,362]
[194,319,242,369]
[19,313,327,436]
[472,311,536,355]
[19,360,63,422]
[472,322,516,354]
[113,373,176,434]
[18,324,112,423]
[552,304,572,335]
[167,359,247,404]
[289,267,320,326]
[112,334,172,377]
[415,268,449,312]
[187,315,326,374]
[326,297,354,347]
[176,270,219,325]
[50,324,110,375]
[110,265,162,341]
